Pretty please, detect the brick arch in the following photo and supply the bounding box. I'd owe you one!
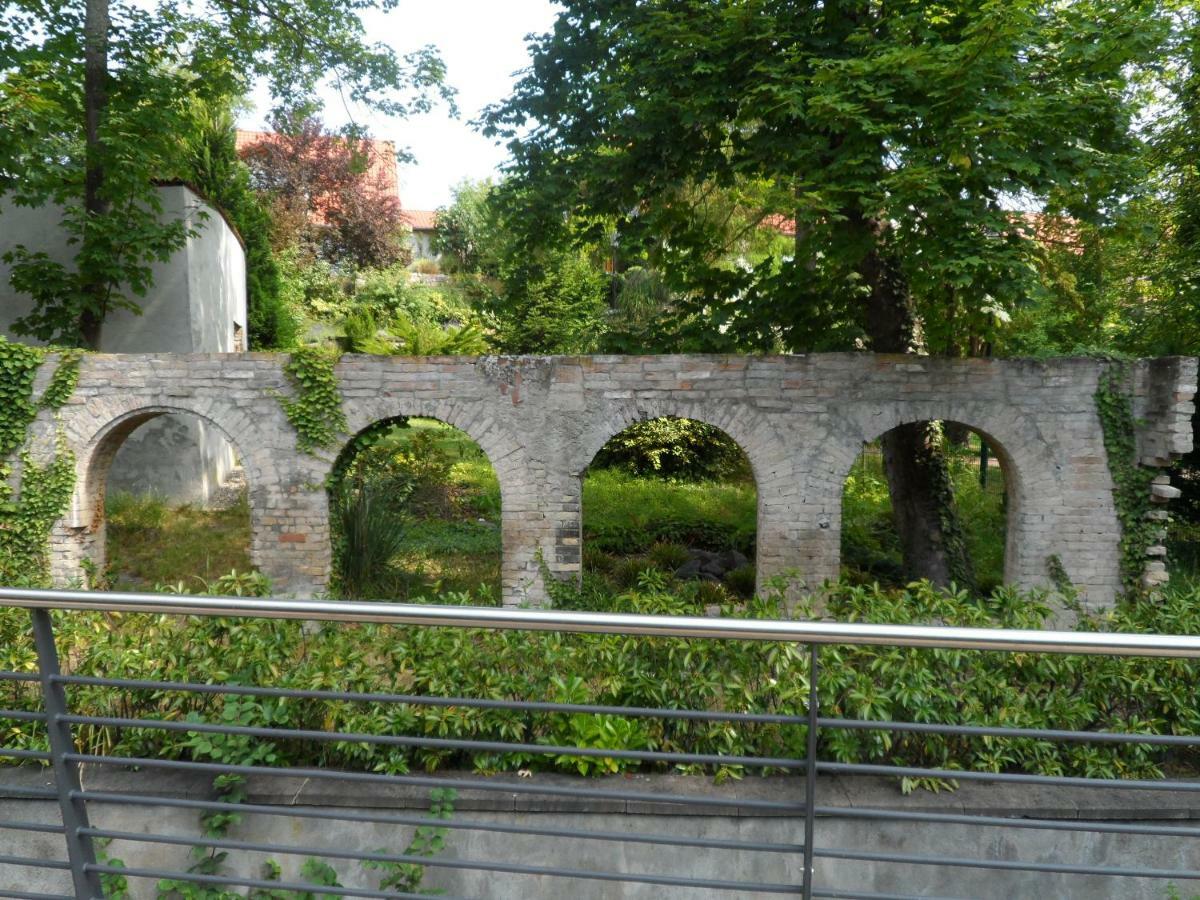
[817,401,1072,590]
[571,401,796,597]
[51,397,276,587]
[338,397,539,599]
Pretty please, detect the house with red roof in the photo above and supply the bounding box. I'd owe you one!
[236,129,438,262]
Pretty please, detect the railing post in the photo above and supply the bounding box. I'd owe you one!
[802,643,819,899]
[31,608,102,899]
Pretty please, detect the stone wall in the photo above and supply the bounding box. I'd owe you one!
[28,352,1197,608]
[2,767,1197,899]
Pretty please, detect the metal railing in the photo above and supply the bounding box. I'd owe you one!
[1,586,1199,899]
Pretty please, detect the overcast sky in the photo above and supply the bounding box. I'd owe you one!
[239,0,559,212]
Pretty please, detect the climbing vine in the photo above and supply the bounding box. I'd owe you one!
[278,346,348,454]
[0,339,83,584]
[1094,363,1157,597]
[37,348,83,410]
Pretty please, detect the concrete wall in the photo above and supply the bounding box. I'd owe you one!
[2,768,1197,899]
[0,186,245,506]
[23,352,1196,607]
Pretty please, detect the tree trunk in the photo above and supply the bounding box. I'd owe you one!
[80,0,111,350]
[856,214,976,590]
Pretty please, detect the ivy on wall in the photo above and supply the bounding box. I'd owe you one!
[279,346,348,454]
[0,338,82,585]
[1094,363,1157,597]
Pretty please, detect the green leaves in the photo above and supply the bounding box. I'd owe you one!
[279,347,347,454]
[0,339,80,584]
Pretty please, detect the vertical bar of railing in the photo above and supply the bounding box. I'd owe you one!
[802,643,819,900]
[31,608,102,899]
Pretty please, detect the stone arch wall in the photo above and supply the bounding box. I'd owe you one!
[569,400,792,597]
[30,352,1196,610]
[817,403,1081,594]
[336,394,537,601]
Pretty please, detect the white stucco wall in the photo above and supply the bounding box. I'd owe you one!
[0,185,245,506]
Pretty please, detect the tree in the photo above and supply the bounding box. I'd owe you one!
[0,0,451,347]
[434,178,498,276]
[485,0,1168,586]
[240,113,412,270]
[180,100,300,349]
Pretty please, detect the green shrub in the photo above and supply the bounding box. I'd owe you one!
[591,416,751,481]
[648,542,691,572]
[725,563,758,599]
[334,480,409,600]
[3,580,1200,784]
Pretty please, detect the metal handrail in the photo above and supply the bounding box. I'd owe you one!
[2,585,1200,657]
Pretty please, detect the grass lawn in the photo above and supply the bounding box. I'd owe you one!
[104,491,252,591]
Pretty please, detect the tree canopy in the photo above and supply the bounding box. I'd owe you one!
[485,0,1171,356]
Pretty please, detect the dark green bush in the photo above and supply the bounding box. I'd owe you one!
[4,580,1199,786]
[591,416,751,481]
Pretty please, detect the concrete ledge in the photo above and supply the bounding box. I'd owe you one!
[4,764,1198,820]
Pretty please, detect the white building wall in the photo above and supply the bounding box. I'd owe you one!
[0,185,244,506]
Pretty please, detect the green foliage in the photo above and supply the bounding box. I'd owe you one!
[582,468,756,556]
[492,244,608,354]
[37,349,83,409]
[179,101,300,350]
[362,787,456,894]
[333,477,410,600]
[3,580,1200,788]
[485,0,1169,355]
[841,439,1007,593]
[342,306,487,356]
[433,178,498,276]
[104,492,252,592]
[1095,364,1159,596]
[329,419,495,599]
[0,340,80,584]
[279,347,347,454]
[591,416,750,481]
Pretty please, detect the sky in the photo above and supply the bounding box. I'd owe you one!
[239,0,560,212]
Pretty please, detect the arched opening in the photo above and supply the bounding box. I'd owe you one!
[89,410,251,590]
[329,416,502,601]
[579,416,758,607]
[840,421,1010,593]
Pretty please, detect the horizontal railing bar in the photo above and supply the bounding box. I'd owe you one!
[59,713,803,769]
[813,845,1200,880]
[7,586,1200,657]
[66,754,807,812]
[0,784,58,799]
[0,855,70,871]
[817,761,1200,791]
[815,806,1200,838]
[0,710,46,723]
[84,827,803,893]
[0,749,50,761]
[0,819,65,835]
[0,892,75,900]
[818,717,1200,747]
[76,790,804,854]
[54,674,805,725]
[84,864,459,899]
[0,672,38,683]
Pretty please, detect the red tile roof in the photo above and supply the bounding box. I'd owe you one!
[400,209,438,231]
